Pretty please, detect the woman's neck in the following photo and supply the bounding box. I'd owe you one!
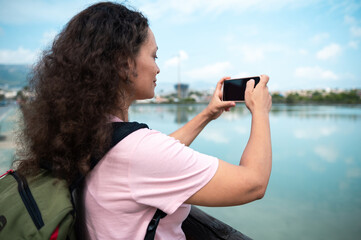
[114,93,133,122]
[115,109,129,122]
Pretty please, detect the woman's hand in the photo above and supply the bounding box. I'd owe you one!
[204,77,236,120]
[245,75,272,115]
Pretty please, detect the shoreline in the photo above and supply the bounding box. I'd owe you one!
[132,102,361,107]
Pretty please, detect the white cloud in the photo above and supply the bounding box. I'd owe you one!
[0,0,92,24]
[164,50,188,67]
[41,29,59,46]
[227,43,286,63]
[299,49,309,55]
[348,41,359,49]
[351,26,361,37]
[186,61,232,80]
[321,70,339,80]
[316,43,341,60]
[295,66,338,80]
[344,15,356,25]
[314,145,338,163]
[310,33,329,44]
[344,15,361,38]
[140,0,316,20]
[233,72,252,78]
[240,46,265,62]
[0,47,40,64]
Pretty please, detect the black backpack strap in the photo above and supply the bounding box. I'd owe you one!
[144,209,167,240]
[111,122,168,240]
[9,171,44,230]
[71,122,149,192]
[88,121,149,170]
[110,122,149,148]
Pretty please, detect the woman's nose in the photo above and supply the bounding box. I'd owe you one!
[156,64,160,74]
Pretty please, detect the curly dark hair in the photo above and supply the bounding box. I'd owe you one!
[14,2,149,185]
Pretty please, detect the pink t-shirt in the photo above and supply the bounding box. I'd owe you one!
[83,121,219,240]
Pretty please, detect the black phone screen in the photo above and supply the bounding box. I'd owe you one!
[223,76,260,101]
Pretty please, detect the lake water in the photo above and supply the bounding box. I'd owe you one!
[1,103,360,240]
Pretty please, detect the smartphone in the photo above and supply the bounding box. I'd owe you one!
[223,76,260,101]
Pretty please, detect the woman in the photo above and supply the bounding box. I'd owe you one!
[16,2,272,239]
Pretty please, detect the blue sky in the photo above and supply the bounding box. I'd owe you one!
[0,0,360,92]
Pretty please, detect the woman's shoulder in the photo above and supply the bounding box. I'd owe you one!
[124,127,180,147]
[110,126,185,159]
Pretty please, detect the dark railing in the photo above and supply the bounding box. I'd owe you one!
[182,206,252,240]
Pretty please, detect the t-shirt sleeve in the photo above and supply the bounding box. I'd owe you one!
[127,129,219,215]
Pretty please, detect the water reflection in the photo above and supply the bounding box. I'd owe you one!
[130,103,251,124]
[292,125,338,140]
[0,124,6,141]
[175,105,190,124]
[131,103,361,122]
[172,104,251,123]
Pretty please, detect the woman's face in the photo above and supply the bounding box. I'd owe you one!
[130,28,160,101]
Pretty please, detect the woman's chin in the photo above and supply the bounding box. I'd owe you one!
[136,94,155,101]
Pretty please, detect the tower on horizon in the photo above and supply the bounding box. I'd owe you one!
[174,83,189,99]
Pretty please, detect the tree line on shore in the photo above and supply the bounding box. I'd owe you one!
[271,89,361,104]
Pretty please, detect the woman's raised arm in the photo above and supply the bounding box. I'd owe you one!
[185,75,272,206]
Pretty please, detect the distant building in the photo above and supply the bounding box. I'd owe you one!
[4,90,17,99]
[174,83,189,99]
[155,95,168,103]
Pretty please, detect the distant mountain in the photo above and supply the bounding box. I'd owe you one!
[0,64,31,90]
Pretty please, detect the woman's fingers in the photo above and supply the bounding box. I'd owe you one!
[222,101,236,109]
[244,74,272,113]
[216,76,231,96]
[258,74,269,87]
[245,79,255,100]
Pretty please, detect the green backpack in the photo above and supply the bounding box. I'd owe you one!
[0,122,166,240]
[0,169,76,240]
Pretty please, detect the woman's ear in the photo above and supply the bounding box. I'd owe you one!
[127,58,135,72]
[128,58,138,78]
[116,57,133,82]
